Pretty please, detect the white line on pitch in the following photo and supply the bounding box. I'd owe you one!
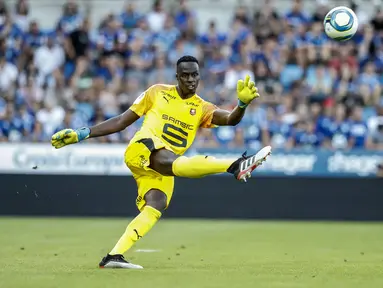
[135,249,162,253]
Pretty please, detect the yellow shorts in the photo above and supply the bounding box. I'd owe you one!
[124,136,175,212]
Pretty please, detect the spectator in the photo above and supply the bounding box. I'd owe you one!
[263,106,294,149]
[1,13,23,51]
[224,55,254,91]
[16,74,44,106]
[306,22,330,62]
[348,106,369,149]
[199,20,227,58]
[57,0,83,34]
[130,18,154,48]
[0,102,24,142]
[120,2,141,31]
[285,0,309,27]
[240,102,267,150]
[33,35,65,88]
[205,49,229,87]
[294,120,323,148]
[96,54,123,92]
[326,103,349,150]
[35,100,65,137]
[126,37,154,84]
[253,60,282,104]
[174,0,196,33]
[0,0,8,25]
[96,16,126,55]
[18,104,34,135]
[279,56,304,90]
[368,105,383,150]
[227,18,251,57]
[146,0,167,33]
[306,63,333,102]
[279,24,300,53]
[371,8,383,32]
[153,16,180,53]
[329,42,358,77]
[253,0,280,42]
[64,18,90,87]
[30,120,46,142]
[0,53,18,94]
[72,85,94,125]
[23,20,44,50]
[358,24,374,62]
[168,35,201,67]
[147,53,174,86]
[117,78,143,112]
[278,96,299,125]
[233,5,251,26]
[13,0,30,32]
[20,20,44,72]
[334,63,362,105]
[357,61,381,105]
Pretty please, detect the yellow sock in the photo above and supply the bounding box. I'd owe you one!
[109,206,161,255]
[172,155,235,178]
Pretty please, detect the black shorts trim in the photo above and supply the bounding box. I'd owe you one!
[137,138,155,152]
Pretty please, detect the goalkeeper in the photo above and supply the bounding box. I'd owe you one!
[51,56,271,269]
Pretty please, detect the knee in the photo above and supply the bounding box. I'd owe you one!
[144,190,167,211]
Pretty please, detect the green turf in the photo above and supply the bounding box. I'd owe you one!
[0,218,382,288]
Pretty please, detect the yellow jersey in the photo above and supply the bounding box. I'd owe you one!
[129,84,217,155]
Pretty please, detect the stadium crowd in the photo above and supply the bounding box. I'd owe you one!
[0,0,382,150]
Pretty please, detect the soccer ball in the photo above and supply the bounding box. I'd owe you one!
[323,6,358,41]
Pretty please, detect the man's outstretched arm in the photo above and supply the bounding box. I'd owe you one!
[52,84,156,149]
[51,109,139,149]
[89,109,139,138]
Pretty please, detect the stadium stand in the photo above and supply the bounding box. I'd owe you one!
[0,0,382,150]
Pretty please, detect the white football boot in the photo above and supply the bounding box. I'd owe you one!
[227,146,272,182]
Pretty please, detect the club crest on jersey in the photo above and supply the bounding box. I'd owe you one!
[190,108,196,115]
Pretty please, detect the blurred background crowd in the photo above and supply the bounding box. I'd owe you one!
[0,0,382,150]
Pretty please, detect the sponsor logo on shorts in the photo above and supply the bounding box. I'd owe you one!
[136,196,143,206]
[139,155,148,168]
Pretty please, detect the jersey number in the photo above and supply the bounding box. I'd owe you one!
[162,123,188,148]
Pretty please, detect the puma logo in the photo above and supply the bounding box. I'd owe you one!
[134,229,142,240]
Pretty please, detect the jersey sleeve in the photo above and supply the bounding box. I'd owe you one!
[200,101,218,128]
[129,85,156,117]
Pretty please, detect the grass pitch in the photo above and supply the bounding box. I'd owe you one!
[0,218,382,288]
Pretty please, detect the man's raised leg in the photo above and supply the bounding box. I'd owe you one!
[150,146,272,181]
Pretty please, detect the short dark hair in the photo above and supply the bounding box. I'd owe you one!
[176,55,199,66]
